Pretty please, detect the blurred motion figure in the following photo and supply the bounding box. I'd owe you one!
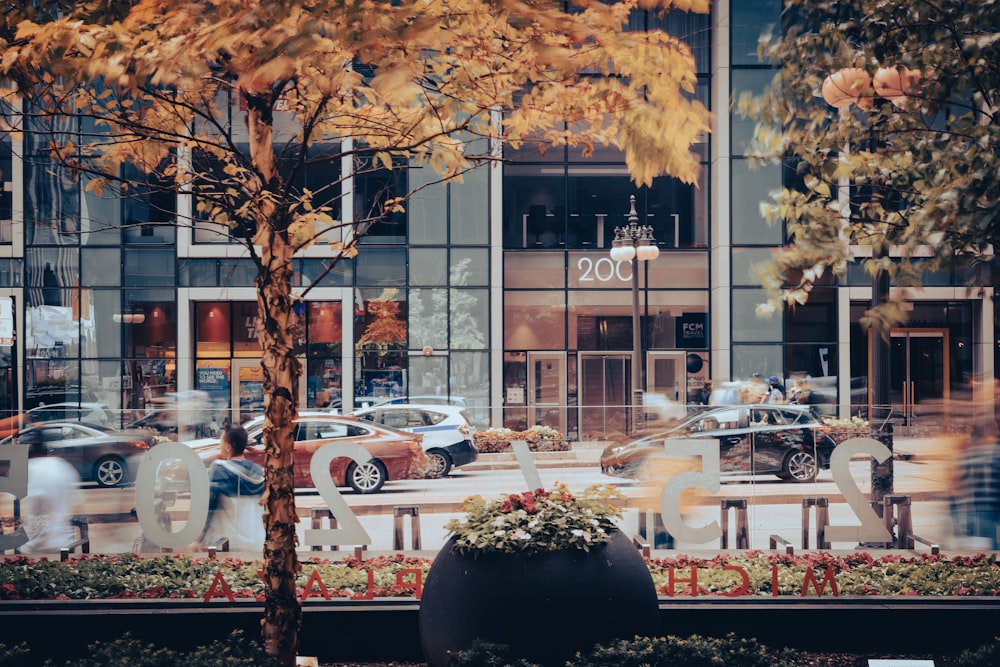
[950,419,1000,550]
[198,424,265,551]
[21,430,81,553]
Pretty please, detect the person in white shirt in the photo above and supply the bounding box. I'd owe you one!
[21,432,81,553]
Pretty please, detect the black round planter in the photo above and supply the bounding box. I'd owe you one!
[418,529,659,667]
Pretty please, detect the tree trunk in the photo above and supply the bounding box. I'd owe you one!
[258,232,303,666]
[245,89,303,667]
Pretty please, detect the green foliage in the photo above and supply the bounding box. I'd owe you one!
[573,633,797,667]
[442,483,624,557]
[742,0,1000,323]
[647,551,1000,597]
[0,553,430,600]
[955,636,1000,667]
[0,631,277,667]
[447,639,540,667]
[0,642,33,667]
[4,550,1000,599]
[446,635,796,667]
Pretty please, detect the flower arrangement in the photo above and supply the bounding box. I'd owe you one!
[473,425,569,453]
[442,483,623,557]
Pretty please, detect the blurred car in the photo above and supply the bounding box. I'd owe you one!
[26,402,115,428]
[181,412,426,493]
[352,403,477,478]
[600,404,837,483]
[2,422,158,487]
[124,390,215,441]
[0,402,115,440]
[375,395,469,408]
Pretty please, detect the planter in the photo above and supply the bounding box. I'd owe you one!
[418,529,659,667]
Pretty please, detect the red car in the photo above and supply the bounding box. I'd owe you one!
[187,412,426,493]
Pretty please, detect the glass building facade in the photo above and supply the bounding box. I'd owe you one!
[0,0,994,442]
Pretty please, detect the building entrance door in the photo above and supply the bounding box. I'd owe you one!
[887,328,949,434]
[527,352,566,435]
[578,353,631,440]
[231,358,308,425]
[647,351,686,405]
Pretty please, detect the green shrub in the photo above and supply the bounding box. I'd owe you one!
[570,633,797,667]
[955,636,1000,667]
[446,634,796,667]
[0,631,279,667]
[447,639,540,667]
[0,642,32,667]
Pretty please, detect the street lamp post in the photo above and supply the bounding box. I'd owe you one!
[822,66,913,518]
[610,195,659,433]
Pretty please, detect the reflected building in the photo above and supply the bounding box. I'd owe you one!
[0,2,993,441]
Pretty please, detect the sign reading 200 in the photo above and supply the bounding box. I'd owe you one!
[577,257,632,283]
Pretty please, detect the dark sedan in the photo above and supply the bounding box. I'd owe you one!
[600,404,837,483]
[3,422,158,487]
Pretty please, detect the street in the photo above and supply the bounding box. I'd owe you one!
[70,438,959,555]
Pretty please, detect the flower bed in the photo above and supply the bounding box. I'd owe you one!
[473,425,570,453]
[3,550,1000,600]
[0,553,430,601]
[822,416,874,444]
[647,551,1000,597]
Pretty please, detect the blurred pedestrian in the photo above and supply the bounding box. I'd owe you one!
[198,424,265,551]
[692,381,712,406]
[21,430,81,553]
[765,376,786,404]
[950,419,1000,549]
[740,373,769,404]
[787,376,811,405]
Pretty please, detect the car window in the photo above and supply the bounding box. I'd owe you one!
[62,426,91,438]
[709,408,741,430]
[299,421,348,440]
[750,407,785,425]
[423,411,446,425]
[346,424,370,437]
[777,408,811,424]
[381,411,410,429]
[40,427,64,442]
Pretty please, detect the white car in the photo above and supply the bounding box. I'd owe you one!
[352,403,477,478]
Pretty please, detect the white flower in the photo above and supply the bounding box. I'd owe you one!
[528,520,539,528]
[492,516,506,527]
[512,530,531,541]
[493,530,506,538]
[571,529,584,538]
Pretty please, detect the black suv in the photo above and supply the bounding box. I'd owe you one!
[600,404,837,483]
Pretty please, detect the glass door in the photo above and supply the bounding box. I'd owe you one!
[647,351,686,403]
[578,353,631,440]
[231,359,308,425]
[888,329,949,435]
[527,352,566,435]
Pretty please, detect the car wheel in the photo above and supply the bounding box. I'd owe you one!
[781,449,818,483]
[94,456,127,487]
[425,450,453,478]
[346,459,387,494]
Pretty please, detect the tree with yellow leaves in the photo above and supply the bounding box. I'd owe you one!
[1,0,709,663]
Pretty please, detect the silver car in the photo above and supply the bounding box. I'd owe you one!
[353,403,478,478]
